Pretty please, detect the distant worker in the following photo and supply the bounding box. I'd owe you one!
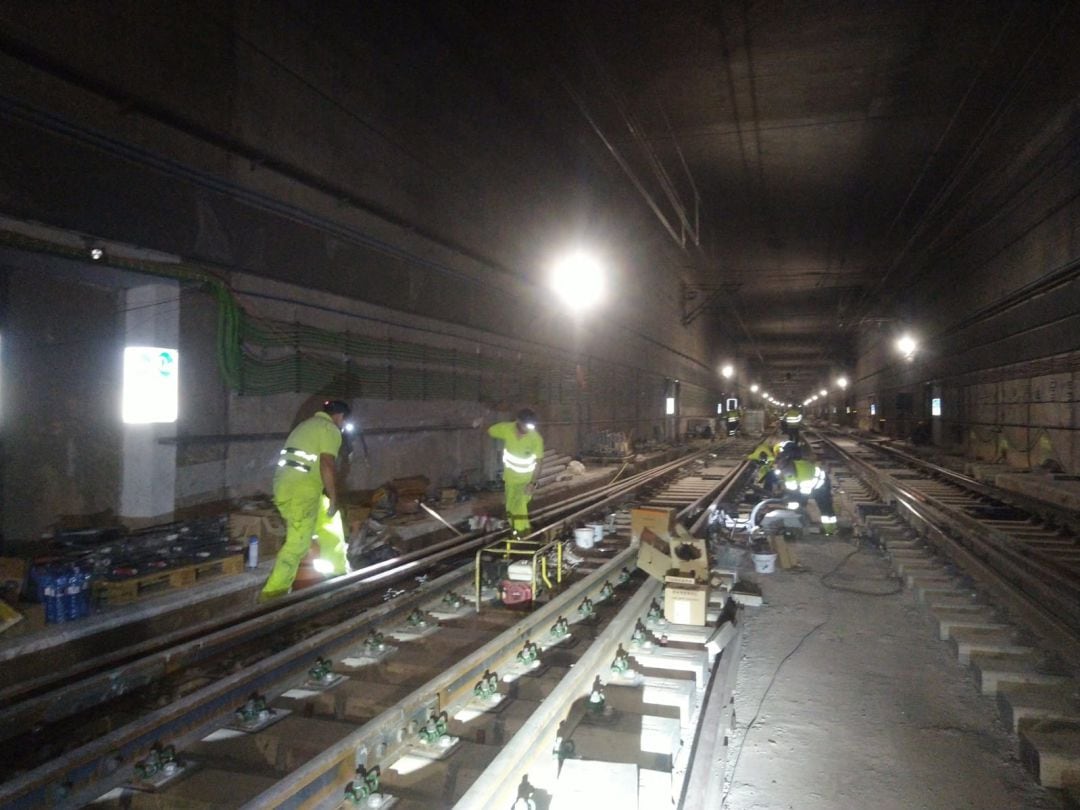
[488,409,545,535]
[725,406,741,436]
[781,406,803,442]
[777,451,837,535]
[261,400,352,600]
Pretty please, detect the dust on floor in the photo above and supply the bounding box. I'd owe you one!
[722,537,1060,810]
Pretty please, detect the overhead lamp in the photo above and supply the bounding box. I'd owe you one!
[750,384,759,393]
[896,333,917,360]
[550,249,605,311]
[837,376,848,389]
[819,389,827,397]
[721,364,734,379]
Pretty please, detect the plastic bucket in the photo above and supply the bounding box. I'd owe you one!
[586,523,606,543]
[573,528,595,550]
[752,552,777,574]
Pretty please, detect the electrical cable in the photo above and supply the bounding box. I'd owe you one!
[721,599,833,809]
[819,545,904,597]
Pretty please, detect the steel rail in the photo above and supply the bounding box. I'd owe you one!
[242,546,648,810]
[0,444,726,808]
[816,432,1080,671]
[243,452,745,809]
[0,446,712,737]
[454,577,663,810]
[860,439,1080,533]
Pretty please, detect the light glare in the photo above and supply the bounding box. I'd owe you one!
[837,376,848,389]
[551,250,605,310]
[721,364,734,379]
[122,346,178,424]
[896,333,917,358]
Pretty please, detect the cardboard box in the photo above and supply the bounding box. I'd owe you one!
[0,557,27,604]
[631,507,676,542]
[636,527,672,582]
[670,524,709,581]
[229,509,285,557]
[663,573,708,626]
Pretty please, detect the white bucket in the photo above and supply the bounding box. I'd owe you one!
[573,527,595,550]
[586,523,606,543]
[752,552,777,574]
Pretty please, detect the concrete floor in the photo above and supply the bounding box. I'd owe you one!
[723,537,1060,810]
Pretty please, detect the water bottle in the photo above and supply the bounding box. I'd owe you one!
[41,569,58,624]
[247,535,259,569]
[80,570,93,618]
[50,568,68,624]
[64,565,82,621]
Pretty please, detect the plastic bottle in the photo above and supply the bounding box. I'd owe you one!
[50,568,68,624]
[247,536,259,569]
[41,568,58,624]
[64,565,82,621]
[79,569,93,618]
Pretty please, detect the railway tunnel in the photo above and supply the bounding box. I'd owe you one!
[1,3,1079,808]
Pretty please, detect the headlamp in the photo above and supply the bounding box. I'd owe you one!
[343,422,355,434]
[524,422,536,431]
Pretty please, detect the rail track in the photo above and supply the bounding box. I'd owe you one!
[0,440,756,809]
[808,427,1080,791]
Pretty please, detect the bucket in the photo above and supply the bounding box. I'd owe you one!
[573,527,595,550]
[586,523,606,543]
[752,552,777,574]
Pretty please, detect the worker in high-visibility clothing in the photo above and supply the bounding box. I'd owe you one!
[781,406,803,442]
[261,400,352,599]
[487,409,545,535]
[725,406,742,436]
[777,450,837,535]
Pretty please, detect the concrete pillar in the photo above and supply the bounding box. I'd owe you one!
[119,282,178,521]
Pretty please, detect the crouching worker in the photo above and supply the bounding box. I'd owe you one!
[777,452,838,536]
[261,400,352,600]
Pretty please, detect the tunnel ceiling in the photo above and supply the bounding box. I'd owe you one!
[427,1,1063,399]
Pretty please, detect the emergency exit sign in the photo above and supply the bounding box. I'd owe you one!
[123,346,179,423]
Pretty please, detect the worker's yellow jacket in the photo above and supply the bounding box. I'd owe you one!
[488,421,544,483]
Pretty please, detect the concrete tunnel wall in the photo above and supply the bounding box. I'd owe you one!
[0,3,725,542]
[846,66,1080,475]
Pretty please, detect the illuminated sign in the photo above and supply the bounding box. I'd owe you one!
[931,397,942,417]
[123,346,179,423]
[665,397,675,415]
[870,403,877,416]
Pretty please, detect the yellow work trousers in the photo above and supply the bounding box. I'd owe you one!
[262,478,347,599]
[504,479,533,534]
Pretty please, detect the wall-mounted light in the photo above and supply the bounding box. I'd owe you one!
[551,249,605,311]
[896,333,917,361]
[122,346,179,424]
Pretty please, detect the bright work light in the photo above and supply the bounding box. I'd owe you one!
[551,250,605,310]
[750,384,759,393]
[897,333,917,360]
[819,389,827,397]
[837,376,848,389]
[122,346,178,424]
[721,364,734,379]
